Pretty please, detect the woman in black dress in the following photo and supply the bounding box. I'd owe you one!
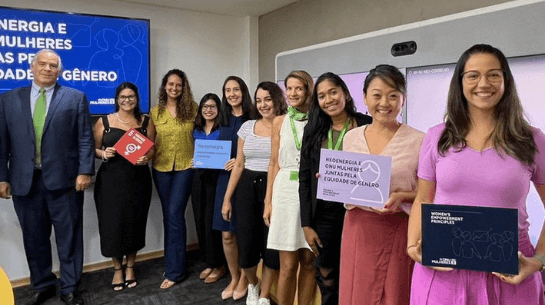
[93,82,154,291]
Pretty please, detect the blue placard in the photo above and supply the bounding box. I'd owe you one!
[0,6,150,115]
[193,140,232,170]
[421,204,518,274]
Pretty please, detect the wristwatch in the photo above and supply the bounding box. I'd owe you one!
[533,254,545,272]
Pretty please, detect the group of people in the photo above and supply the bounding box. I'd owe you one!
[1,43,545,305]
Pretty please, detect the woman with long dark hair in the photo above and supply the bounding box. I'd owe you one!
[299,72,372,304]
[223,81,287,305]
[93,82,154,291]
[407,44,545,304]
[339,65,424,305]
[213,76,256,300]
[149,69,197,289]
[191,93,227,284]
[264,70,316,305]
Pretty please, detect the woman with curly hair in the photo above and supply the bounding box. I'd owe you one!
[149,69,198,289]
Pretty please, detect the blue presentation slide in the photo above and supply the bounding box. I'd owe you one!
[0,6,150,114]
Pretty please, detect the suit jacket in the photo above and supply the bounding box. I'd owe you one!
[0,84,95,196]
[299,112,372,228]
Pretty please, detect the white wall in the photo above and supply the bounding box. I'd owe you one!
[0,0,258,281]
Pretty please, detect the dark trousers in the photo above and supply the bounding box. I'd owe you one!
[313,200,346,305]
[152,168,194,282]
[191,169,225,268]
[12,170,84,294]
[235,169,279,270]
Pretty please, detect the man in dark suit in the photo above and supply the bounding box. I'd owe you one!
[0,49,94,305]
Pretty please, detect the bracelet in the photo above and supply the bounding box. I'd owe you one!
[102,150,108,162]
[533,254,545,272]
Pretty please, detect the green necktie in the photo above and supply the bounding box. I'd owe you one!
[33,88,46,164]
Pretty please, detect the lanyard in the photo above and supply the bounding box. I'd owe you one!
[328,119,350,150]
[289,116,302,150]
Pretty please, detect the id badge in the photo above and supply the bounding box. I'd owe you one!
[290,170,299,181]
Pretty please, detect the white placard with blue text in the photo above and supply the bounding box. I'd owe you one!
[317,149,392,207]
[193,140,231,170]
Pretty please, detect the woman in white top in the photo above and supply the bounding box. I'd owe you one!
[264,71,316,305]
[223,82,288,305]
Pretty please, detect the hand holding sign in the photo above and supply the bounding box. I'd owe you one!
[193,140,231,170]
[113,128,154,165]
[317,149,392,207]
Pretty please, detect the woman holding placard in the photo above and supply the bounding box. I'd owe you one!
[299,72,371,305]
[339,65,424,305]
[214,76,256,300]
[407,44,545,304]
[93,82,154,291]
[191,93,227,284]
[264,70,316,305]
[222,81,287,305]
[149,69,198,289]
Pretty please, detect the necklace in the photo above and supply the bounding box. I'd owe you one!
[116,112,132,124]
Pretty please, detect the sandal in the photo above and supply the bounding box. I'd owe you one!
[112,267,124,291]
[125,265,137,288]
[160,278,177,289]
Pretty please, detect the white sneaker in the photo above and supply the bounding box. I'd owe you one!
[246,283,260,305]
[258,298,270,305]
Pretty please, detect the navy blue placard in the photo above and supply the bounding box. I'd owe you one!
[0,6,150,115]
[421,204,518,274]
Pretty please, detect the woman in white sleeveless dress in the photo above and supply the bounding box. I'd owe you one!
[264,71,316,305]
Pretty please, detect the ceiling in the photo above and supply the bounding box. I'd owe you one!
[114,0,300,17]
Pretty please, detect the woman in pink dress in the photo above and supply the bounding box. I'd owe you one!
[407,44,545,304]
[340,64,424,305]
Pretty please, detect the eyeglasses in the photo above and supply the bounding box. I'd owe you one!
[119,95,137,101]
[202,105,217,110]
[461,69,504,85]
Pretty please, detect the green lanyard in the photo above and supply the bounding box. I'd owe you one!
[288,107,308,181]
[328,119,350,150]
[289,116,302,150]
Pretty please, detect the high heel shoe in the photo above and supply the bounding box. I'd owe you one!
[125,265,137,288]
[221,287,234,300]
[112,267,124,291]
[232,285,248,301]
